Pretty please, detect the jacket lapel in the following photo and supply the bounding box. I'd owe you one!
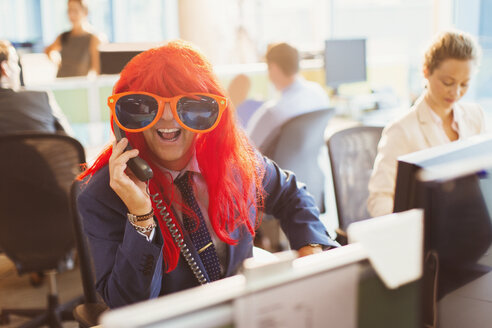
[415,96,444,147]
[452,103,469,139]
[224,225,253,277]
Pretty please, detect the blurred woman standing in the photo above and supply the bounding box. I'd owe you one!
[45,0,103,77]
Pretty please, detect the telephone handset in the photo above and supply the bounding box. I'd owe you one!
[112,120,154,181]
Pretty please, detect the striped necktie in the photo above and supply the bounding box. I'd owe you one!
[174,171,221,282]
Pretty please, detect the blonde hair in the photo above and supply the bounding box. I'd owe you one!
[424,30,481,74]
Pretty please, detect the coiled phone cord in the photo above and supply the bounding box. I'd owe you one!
[147,182,208,285]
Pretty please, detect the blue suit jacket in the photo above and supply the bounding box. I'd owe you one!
[77,156,336,308]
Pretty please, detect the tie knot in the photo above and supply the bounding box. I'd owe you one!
[174,171,192,194]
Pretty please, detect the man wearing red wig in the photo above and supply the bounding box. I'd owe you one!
[77,40,337,308]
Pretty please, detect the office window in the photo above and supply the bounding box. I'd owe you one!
[112,0,164,42]
[254,0,330,54]
[330,0,435,102]
[39,0,74,48]
[85,0,113,42]
[208,0,435,103]
[453,0,492,113]
[476,0,492,106]
[0,0,178,49]
[0,0,43,49]
[174,0,331,65]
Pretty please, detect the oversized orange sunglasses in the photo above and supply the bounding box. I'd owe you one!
[108,91,228,133]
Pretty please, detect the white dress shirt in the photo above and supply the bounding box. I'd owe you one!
[246,76,330,151]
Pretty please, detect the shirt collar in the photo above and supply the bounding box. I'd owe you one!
[281,76,302,95]
[423,98,460,134]
[426,103,444,125]
[423,98,455,125]
[156,154,201,182]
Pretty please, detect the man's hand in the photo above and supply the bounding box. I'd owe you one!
[109,138,152,216]
[297,244,323,257]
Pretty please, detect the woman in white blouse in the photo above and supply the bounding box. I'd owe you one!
[368,30,486,217]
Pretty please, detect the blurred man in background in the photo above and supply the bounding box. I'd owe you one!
[0,40,72,135]
[246,42,330,152]
[0,40,73,286]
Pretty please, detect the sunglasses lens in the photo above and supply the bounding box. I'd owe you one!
[115,94,159,130]
[177,95,220,131]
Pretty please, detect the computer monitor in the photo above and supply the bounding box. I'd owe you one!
[393,136,492,326]
[324,39,367,93]
[99,50,142,75]
[99,43,158,75]
[393,135,492,213]
[418,156,492,294]
[417,155,492,327]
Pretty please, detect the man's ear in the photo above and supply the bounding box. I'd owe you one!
[0,60,8,78]
[422,65,430,79]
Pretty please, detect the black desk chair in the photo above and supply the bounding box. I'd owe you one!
[0,133,85,327]
[327,126,383,245]
[70,180,108,328]
[260,108,335,250]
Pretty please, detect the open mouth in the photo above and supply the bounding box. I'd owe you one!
[157,128,181,141]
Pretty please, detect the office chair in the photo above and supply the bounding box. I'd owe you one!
[70,180,108,328]
[0,132,85,327]
[260,108,335,250]
[263,108,335,209]
[327,126,383,245]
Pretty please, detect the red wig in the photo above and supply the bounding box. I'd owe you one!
[79,40,265,272]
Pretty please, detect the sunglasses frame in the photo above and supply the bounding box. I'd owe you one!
[108,91,228,133]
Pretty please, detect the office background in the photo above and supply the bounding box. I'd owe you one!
[1,2,492,327]
[1,0,491,154]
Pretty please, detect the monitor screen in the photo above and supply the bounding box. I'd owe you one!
[99,50,142,75]
[324,39,366,89]
[99,43,159,75]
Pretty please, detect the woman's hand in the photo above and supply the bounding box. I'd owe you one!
[109,138,152,216]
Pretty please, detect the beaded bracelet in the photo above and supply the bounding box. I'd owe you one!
[127,209,154,223]
[128,218,156,234]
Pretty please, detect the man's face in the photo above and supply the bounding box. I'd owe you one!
[142,103,197,171]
